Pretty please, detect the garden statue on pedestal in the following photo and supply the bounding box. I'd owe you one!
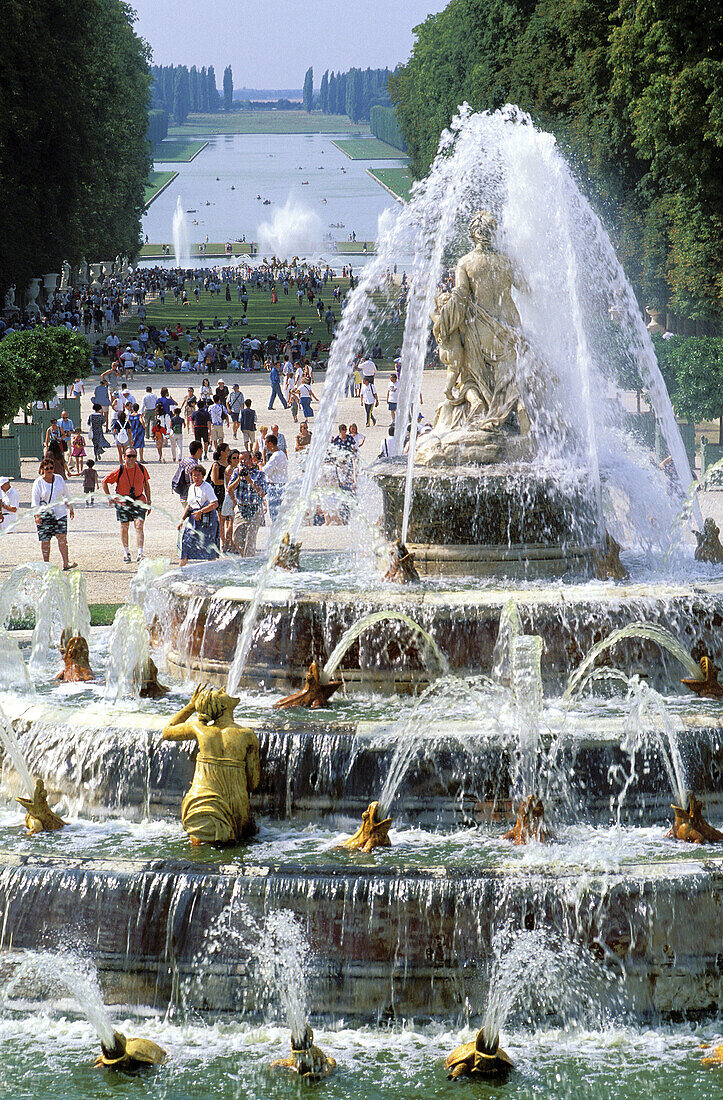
[416,211,531,467]
[163,685,260,845]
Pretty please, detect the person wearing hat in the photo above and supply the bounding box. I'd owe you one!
[0,475,19,524]
[102,448,151,563]
[31,458,76,569]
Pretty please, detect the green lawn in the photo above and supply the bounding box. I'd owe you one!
[144,170,178,206]
[168,111,370,135]
[368,167,414,203]
[332,138,408,160]
[153,139,208,163]
[139,242,255,260]
[114,285,405,360]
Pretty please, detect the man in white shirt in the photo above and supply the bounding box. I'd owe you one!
[31,458,76,568]
[120,346,136,378]
[360,356,376,384]
[105,330,120,359]
[0,476,19,525]
[270,423,287,454]
[208,399,228,446]
[141,386,158,436]
[261,434,288,521]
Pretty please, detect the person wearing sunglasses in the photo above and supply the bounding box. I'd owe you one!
[31,459,76,570]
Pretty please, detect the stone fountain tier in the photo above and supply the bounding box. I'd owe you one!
[0,852,720,1019]
[371,461,603,577]
[3,699,722,827]
[159,574,723,695]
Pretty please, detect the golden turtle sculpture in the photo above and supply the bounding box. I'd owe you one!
[340,800,393,853]
[95,1030,167,1070]
[16,779,65,834]
[270,1026,336,1081]
[445,1028,514,1080]
[667,793,723,844]
[681,656,723,700]
[274,661,342,709]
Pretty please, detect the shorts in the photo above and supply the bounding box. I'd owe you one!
[388,402,397,411]
[194,427,209,443]
[36,514,67,542]
[115,502,147,524]
[230,411,240,423]
[210,425,225,445]
[242,429,255,445]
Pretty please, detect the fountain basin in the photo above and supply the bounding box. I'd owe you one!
[159,574,723,695]
[372,463,603,577]
[0,852,720,1019]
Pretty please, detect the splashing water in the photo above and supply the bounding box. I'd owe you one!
[104,605,149,701]
[564,623,702,700]
[511,634,544,797]
[617,676,688,812]
[257,196,322,257]
[0,629,30,691]
[172,196,191,268]
[0,703,35,797]
[321,610,448,682]
[492,598,522,686]
[3,950,116,1048]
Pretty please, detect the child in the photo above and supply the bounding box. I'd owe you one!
[386,372,399,424]
[71,429,86,474]
[83,459,99,505]
[151,417,167,462]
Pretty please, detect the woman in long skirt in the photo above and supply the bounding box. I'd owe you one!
[178,465,220,566]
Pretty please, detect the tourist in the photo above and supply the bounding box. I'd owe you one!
[360,355,376,386]
[178,465,219,565]
[173,440,204,504]
[82,460,99,505]
[71,429,86,475]
[226,383,244,438]
[151,405,170,461]
[240,399,257,450]
[208,395,228,446]
[87,403,109,462]
[298,376,317,420]
[102,447,151,563]
[92,377,111,427]
[191,400,211,458]
[169,406,184,462]
[141,385,157,437]
[104,329,120,359]
[268,361,287,410]
[379,425,395,457]
[220,449,242,552]
[296,422,312,452]
[44,439,72,479]
[233,451,266,557]
[110,407,129,462]
[208,445,230,537]
[349,422,365,451]
[44,418,63,453]
[181,386,197,431]
[387,372,399,424]
[261,434,287,522]
[0,476,19,524]
[127,403,146,462]
[270,423,287,455]
[32,457,76,569]
[361,376,379,426]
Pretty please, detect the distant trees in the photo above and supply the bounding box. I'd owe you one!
[172,66,190,125]
[147,109,169,147]
[370,106,406,152]
[0,0,152,298]
[223,66,233,111]
[303,67,314,112]
[389,0,723,326]
[150,63,222,117]
[317,66,393,121]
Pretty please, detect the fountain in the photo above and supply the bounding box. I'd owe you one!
[0,104,720,1098]
[172,195,191,268]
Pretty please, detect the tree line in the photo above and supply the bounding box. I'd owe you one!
[0,0,151,301]
[150,64,227,123]
[302,66,394,123]
[389,0,722,325]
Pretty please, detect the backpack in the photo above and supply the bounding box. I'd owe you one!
[171,463,189,498]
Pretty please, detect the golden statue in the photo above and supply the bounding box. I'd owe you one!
[57,634,94,682]
[16,779,65,834]
[274,532,302,571]
[384,539,420,584]
[667,793,723,844]
[417,211,530,467]
[594,532,629,581]
[503,795,547,845]
[445,1028,514,1080]
[270,1026,336,1081]
[341,800,393,853]
[700,1043,723,1066]
[95,1030,167,1070]
[681,656,723,699]
[694,518,723,563]
[163,685,260,846]
[274,661,342,709]
[139,656,168,699]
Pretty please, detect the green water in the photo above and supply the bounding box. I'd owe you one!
[0,1016,720,1100]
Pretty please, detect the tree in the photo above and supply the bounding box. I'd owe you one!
[337,72,347,116]
[207,66,218,111]
[346,68,364,122]
[303,66,314,113]
[223,65,233,111]
[0,329,90,428]
[327,72,337,115]
[320,70,329,114]
[653,335,723,441]
[173,66,190,124]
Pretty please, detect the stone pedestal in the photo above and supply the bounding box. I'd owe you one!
[372,461,603,577]
[42,273,59,303]
[24,278,41,317]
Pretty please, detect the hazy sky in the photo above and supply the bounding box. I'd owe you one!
[131,0,449,88]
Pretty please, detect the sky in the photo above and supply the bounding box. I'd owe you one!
[131,0,449,88]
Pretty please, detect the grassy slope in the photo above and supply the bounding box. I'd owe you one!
[332,138,408,160]
[368,167,414,202]
[153,139,208,162]
[115,285,404,359]
[144,171,178,206]
[168,111,369,135]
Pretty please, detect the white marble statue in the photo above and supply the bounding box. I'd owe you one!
[3,285,16,313]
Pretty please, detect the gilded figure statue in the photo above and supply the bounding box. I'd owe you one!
[274,532,302,571]
[700,1043,723,1066]
[694,518,723,564]
[416,211,530,467]
[667,793,723,844]
[16,778,65,834]
[445,1028,514,1079]
[384,539,420,584]
[270,1025,336,1081]
[162,685,260,845]
[57,634,95,682]
[681,656,723,699]
[95,1030,167,1070]
[341,800,393,853]
[503,795,547,845]
[274,661,342,709]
